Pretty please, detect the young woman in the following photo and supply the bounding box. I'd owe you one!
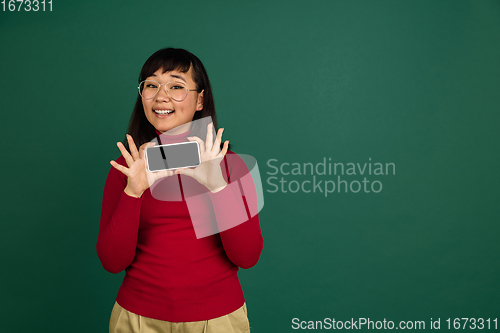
[97,48,263,333]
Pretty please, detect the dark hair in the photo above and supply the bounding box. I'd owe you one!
[124,48,231,151]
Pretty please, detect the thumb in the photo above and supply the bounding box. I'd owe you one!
[140,142,156,159]
[175,167,195,178]
[149,169,173,184]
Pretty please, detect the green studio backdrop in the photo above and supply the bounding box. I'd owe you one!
[1,1,499,332]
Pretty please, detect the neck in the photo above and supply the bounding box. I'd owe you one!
[158,122,191,135]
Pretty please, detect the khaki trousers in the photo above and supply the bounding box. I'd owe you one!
[109,301,250,333]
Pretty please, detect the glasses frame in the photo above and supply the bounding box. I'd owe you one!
[137,80,198,102]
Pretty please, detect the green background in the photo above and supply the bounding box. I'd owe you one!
[1,0,499,331]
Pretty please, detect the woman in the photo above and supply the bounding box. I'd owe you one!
[97,48,263,333]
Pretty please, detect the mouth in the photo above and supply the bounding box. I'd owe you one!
[154,109,175,115]
[153,109,175,118]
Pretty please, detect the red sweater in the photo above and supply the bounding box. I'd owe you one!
[97,130,263,322]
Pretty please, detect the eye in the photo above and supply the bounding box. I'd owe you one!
[142,80,159,89]
[171,85,185,90]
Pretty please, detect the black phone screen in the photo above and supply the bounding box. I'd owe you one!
[146,142,200,172]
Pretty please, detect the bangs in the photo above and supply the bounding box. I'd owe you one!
[139,48,193,82]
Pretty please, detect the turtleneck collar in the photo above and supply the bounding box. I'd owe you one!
[155,129,191,145]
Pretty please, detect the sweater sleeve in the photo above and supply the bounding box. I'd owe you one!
[208,152,264,269]
[96,156,142,274]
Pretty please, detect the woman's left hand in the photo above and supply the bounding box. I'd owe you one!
[175,122,229,193]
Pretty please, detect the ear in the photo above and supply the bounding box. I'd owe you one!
[196,90,204,111]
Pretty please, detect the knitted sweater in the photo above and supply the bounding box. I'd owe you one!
[97,130,263,322]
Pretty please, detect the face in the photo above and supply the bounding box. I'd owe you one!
[142,67,204,134]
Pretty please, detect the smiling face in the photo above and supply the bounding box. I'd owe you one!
[142,66,204,134]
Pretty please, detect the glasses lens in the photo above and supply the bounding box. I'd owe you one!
[139,80,159,100]
[138,81,189,101]
[166,82,188,101]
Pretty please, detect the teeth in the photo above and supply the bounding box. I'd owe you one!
[154,110,174,115]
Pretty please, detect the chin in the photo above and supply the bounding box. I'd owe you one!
[154,124,172,133]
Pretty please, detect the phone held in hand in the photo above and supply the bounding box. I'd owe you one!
[146,142,201,172]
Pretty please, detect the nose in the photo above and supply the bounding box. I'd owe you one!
[155,83,171,101]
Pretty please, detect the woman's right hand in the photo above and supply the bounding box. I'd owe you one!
[110,134,173,198]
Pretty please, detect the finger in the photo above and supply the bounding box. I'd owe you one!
[175,167,195,178]
[205,122,214,152]
[117,142,134,167]
[217,140,229,159]
[127,134,140,161]
[211,128,223,154]
[110,160,130,177]
[188,136,205,154]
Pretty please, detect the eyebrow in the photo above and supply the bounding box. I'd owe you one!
[169,74,187,83]
[150,73,187,83]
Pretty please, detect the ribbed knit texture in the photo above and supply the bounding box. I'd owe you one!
[97,131,263,322]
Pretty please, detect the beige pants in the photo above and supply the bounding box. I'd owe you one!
[109,301,250,333]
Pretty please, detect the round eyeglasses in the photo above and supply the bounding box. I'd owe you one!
[138,80,198,101]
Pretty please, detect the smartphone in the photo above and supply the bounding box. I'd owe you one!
[145,141,201,172]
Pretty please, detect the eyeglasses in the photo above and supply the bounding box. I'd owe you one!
[138,80,198,101]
